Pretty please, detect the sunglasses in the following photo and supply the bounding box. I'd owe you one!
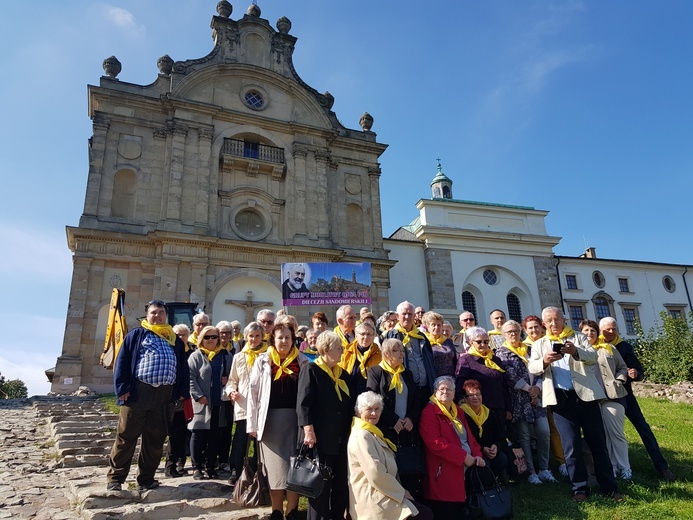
[473,340,490,345]
[147,300,166,308]
[203,335,219,340]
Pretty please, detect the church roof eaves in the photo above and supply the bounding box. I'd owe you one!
[428,197,535,211]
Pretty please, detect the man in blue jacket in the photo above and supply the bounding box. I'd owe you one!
[106,300,190,492]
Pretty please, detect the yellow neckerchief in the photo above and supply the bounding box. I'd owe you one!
[198,344,224,361]
[334,325,357,349]
[468,345,505,372]
[593,336,615,355]
[269,346,299,381]
[501,340,528,365]
[352,416,397,452]
[522,337,533,348]
[430,395,465,436]
[315,357,350,401]
[221,341,233,352]
[341,343,379,379]
[379,359,405,393]
[488,329,502,336]
[140,320,177,346]
[599,333,622,347]
[425,332,449,347]
[546,326,576,342]
[242,343,269,367]
[458,328,467,335]
[303,344,318,356]
[460,403,490,438]
[233,333,243,343]
[394,323,424,346]
[189,331,199,346]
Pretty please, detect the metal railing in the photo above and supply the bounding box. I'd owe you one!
[222,138,285,164]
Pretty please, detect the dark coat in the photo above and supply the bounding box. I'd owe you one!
[455,354,512,414]
[384,329,436,393]
[297,362,354,456]
[614,339,644,394]
[366,364,419,442]
[113,327,190,405]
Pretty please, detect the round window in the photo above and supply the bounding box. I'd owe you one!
[244,91,264,110]
[592,271,605,288]
[483,269,498,286]
[663,276,676,293]
[232,208,268,241]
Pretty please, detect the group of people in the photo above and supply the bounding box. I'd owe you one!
[105,299,675,519]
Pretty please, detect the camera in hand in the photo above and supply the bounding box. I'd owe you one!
[552,343,563,354]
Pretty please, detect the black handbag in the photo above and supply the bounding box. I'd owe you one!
[286,445,333,499]
[466,465,513,519]
[232,439,270,507]
[394,430,426,477]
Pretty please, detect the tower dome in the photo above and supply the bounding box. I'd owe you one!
[430,159,453,199]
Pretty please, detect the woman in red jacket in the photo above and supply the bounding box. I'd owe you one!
[419,375,485,519]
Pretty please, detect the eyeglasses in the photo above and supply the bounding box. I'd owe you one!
[436,387,455,394]
[259,320,274,325]
[473,340,490,344]
[391,349,405,354]
[461,318,475,322]
[504,330,521,335]
[466,393,482,398]
[219,330,232,335]
[203,335,219,340]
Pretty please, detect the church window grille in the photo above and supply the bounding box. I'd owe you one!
[565,274,578,290]
[244,91,264,109]
[483,269,498,286]
[594,297,611,320]
[569,305,585,330]
[618,277,631,293]
[462,291,477,320]
[234,209,265,240]
[622,308,638,334]
[506,293,522,322]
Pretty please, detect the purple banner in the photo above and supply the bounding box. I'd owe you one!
[281,262,372,307]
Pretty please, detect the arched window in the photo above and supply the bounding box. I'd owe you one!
[593,297,611,320]
[111,170,136,218]
[506,293,522,322]
[462,291,477,321]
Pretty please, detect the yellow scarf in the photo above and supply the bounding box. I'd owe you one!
[599,333,622,348]
[241,343,268,367]
[379,360,405,393]
[593,337,614,355]
[352,416,397,452]
[315,357,350,401]
[269,346,299,381]
[501,340,528,365]
[334,326,357,349]
[198,344,224,361]
[340,343,379,379]
[233,333,243,343]
[303,345,318,356]
[546,326,576,342]
[460,403,490,438]
[488,330,502,336]
[430,396,465,436]
[522,337,533,348]
[395,323,424,346]
[425,332,449,347]
[468,345,505,372]
[140,320,177,346]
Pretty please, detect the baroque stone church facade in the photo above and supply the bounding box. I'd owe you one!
[52,3,393,394]
[51,3,691,394]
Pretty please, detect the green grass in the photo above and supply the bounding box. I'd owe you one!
[510,397,692,519]
[99,393,119,414]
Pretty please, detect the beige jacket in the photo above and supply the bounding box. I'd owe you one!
[528,332,606,406]
[224,350,254,421]
[595,347,629,400]
[347,427,418,520]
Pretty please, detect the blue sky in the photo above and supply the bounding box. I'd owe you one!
[1,1,691,396]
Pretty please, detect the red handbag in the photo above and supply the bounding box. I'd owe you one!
[183,398,194,422]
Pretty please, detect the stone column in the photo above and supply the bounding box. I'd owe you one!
[196,127,214,230]
[424,248,455,309]
[81,116,110,222]
[190,262,208,311]
[165,120,188,227]
[533,256,561,309]
[292,144,308,238]
[315,150,331,241]
[368,166,384,250]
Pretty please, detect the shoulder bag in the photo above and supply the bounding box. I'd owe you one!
[466,465,513,520]
[232,439,270,507]
[286,444,333,499]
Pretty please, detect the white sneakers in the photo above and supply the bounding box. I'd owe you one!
[538,469,558,483]
[558,463,569,477]
[619,468,633,480]
[528,473,543,485]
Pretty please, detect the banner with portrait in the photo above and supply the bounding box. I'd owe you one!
[281,262,372,307]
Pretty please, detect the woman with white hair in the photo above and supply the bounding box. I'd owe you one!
[297,331,353,520]
[347,391,433,520]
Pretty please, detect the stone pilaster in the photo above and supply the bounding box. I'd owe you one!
[424,248,456,309]
[533,256,561,310]
[165,120,188,225]
[195,127,213,229]
[81,116,110,221]
[368,166,384,251]
[292,144,308,238]
[315,150,331,240]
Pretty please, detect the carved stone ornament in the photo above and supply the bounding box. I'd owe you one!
[247,3,261,17]
[157,54,174,75]
[323,91,335,110]
[102,56,122,78]
[276,16,292,34]
[217,0,233,18]
[359,112,373,132]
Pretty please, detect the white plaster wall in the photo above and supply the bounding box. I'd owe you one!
[385,241,429,310]
[211,277,282,325]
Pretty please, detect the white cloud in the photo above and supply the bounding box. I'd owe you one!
[100,5,146,38]
[0,223,72,280]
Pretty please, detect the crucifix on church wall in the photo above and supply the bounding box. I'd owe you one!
[225,291,274,324]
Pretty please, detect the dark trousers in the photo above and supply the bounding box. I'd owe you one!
[217,401,234,467]
[423,499,462,520]
[166,408,188,470]
[230,419,256,477]
[624,391,668,470]
[551,389,618,495]
[307,449,349,520]
[107,382,173,485]
[191,405,221,471]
